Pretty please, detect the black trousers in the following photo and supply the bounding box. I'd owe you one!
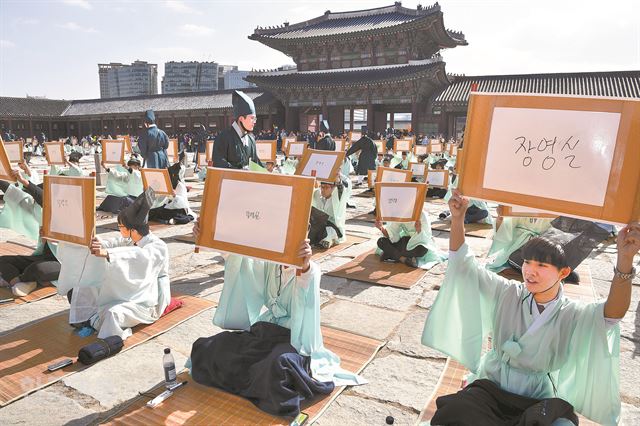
[0,243,60,284]
[432,379,578,426]
[377,236,427,261]
[148,206,194,224]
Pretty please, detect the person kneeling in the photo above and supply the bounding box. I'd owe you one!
[375,210,444,268]
[57,189,171,340]
[309,177,350,249]
[421,190,638,425]
[188,221,365,417]
[148,162,195,225]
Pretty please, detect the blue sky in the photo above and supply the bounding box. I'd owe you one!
[0,0,638,100]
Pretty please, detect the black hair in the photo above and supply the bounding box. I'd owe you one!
[521,237,569,270]
[116,211,150,237]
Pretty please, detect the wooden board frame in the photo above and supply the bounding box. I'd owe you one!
[374,140,385,154]
[295,148,346,182]
[414,144,428,156]
[448,143,458,157]
[255,140,277,162]
[348,131,362,143]
[334,138,348,152]
[426,169,450,188]
[196,152,209,167]
[375,182,427,223]
[375,166,413,184]
[5,141,23,164]
[42,175,95,247]
[459,93,640,225]
[100,139,125,166]
[167,138,179,162]
[427,143,444,154]
[0,137,16,182]
[283,136,297,150]
[141,168,173,196]
[117,135,132,153]
[394,138,413,153]
[44,142,66,165]
[286,141,306,158]
[196,168,315,268]
[496,204,558,219]
[205,140,214,162]
[409,161,427,177]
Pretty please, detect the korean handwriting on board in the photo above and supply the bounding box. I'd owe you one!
[388,198,398,204]
[515,136,581,170]
[246,211,260,220]
[57,199,69,208]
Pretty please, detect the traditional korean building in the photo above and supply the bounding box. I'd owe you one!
[246,2,466,135]
[1,3,639,141]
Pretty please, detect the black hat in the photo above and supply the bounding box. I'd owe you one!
[320,120,330,133]
[68,151,83,163]
[127,155,141,166]
[232,90,256,118]
[122,188,155,227]
[144,109,156,124]
[168,162,181,189]
[360,125,368,134]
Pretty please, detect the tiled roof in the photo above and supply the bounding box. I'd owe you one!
[61,90,273,117]
[434,71,640,104]
[250,2,465,45]
[0,97,71,118]
[247,59,448,88]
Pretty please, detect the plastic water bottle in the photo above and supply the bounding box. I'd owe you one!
[163,348,177,389]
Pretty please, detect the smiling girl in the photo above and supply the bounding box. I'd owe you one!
[421,190,639,426]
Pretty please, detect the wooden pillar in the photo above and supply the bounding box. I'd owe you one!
[322,99,329,122]
[349,108,354,131]
[367,103,374,132]
[411,99,419,134]
[77,121,81,138]
[28,117,33,138]
[48,120,53,139]
[389,112,395,129]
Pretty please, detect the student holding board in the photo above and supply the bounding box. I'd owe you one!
[0,170,61,296]
[421,189,639,425]
[97,156,143,214]
[57,189,172,340]
[309,174,351,249]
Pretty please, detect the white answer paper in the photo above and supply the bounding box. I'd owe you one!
[301,153,337,179]
[396,140,411,151]
[411,163,426,176]
[381,170,408,183]
[5,144,21,162]
[379,186,417,220]
[104,141,123,164]
[214,179,292,253]
[49,183,85,238]
[47,145,64,164]
[256,143,273,161]
[482,107,620,207]
[414,145,427,156]
[289,143,305,156]
[427,171,446,187]
[430,144,442,153]
[144,171,170,193]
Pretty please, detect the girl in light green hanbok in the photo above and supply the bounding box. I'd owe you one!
[421,190,639,425]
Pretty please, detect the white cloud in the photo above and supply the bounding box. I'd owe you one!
[179,24,214,37]
[13,17,39,26]
[61,0,92,10]
[58,22,98,33]
[164,0,194,13]
[149,46,201,60]
[0,40,16,48]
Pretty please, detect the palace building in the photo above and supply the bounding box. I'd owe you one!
[1,2,638,140]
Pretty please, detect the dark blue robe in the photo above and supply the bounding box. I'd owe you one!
[138,125,169,168]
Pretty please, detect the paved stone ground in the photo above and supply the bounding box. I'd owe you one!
[1,156,639,425]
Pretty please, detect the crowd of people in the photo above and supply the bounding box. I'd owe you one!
[0,89,637,426]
